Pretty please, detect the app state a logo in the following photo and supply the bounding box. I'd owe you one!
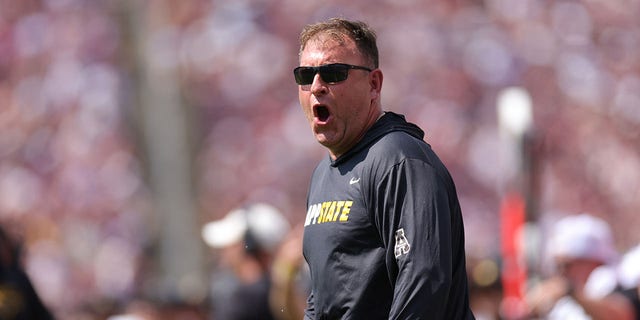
[394,228,411,258]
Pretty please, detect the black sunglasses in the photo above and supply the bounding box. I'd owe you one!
[293,63,373,85]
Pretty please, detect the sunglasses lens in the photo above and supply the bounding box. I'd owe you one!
[294,64,354,85]
[319,65,348,83]
[294,67,315,85]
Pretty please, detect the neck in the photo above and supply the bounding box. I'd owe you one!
[329,108,384,160]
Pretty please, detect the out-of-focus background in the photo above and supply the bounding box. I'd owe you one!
[0,0,638,319]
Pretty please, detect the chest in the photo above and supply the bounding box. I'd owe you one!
[302,165,381,255]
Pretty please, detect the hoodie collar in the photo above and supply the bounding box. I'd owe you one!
[330,111,425,167]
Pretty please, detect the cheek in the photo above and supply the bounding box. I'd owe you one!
[335,86,369,114]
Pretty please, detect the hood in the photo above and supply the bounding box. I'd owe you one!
[331,111,425,167]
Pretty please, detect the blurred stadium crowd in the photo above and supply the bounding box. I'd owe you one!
[0,0,639,319]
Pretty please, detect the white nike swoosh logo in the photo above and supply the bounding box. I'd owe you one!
[349,177,360,185]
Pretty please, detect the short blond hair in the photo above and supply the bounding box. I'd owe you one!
[299,18,379,69]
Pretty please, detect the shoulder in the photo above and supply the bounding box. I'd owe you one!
[370,131,457,186]
[370,131,441,168]
[377,130,424,147]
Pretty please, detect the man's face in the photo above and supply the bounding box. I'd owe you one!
[298,34,381,159]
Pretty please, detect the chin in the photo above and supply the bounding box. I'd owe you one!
[314,134,332,147]
[314,135,328,145]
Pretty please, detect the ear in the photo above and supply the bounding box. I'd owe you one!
[369,69,383,101]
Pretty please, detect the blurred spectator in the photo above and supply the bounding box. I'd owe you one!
[201,203,290,320]
[269,224,309,320]
[106,298,207,320]
[106,299,161,320]
[525,213,634,320]
[0,224,54,320]
[617,244,640,319]
[618,244,640,292]
[466,255,503,320]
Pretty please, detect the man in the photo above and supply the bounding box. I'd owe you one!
[525,213,636,320]
[201,203,291,320]
[294,18,474,319]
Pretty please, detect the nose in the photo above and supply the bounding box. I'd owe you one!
[310,73,328,96]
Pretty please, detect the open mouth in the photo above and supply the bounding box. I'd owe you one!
[314,105,330,122]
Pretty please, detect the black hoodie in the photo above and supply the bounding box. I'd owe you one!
[302,112,474,319]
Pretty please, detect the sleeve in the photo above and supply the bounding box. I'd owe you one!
[304,290,316,320]
[373,158,453,319]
